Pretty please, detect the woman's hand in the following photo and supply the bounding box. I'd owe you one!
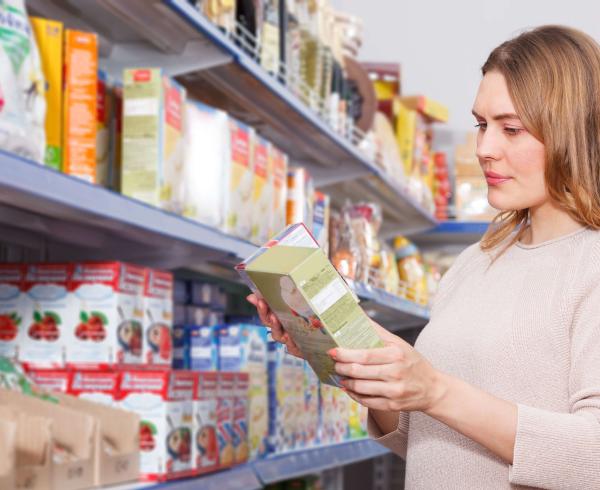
[332,323,447,413]
[246,294,304,358]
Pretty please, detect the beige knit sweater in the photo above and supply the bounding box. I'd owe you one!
[369,228,600,489]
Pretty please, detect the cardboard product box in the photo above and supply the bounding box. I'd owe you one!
[237,223,384,387]
[0,389,96,490]
[119,369,195,481]
[189,282,226,309]
[233,372,249,464]
[63,29,98,183]
[96,70,113,187]
[291,356,305,450]
[312,191,330,253]
[0,417,16,490]
[267,341,297,454]
[182,100,230,229]
[20,264,75,368]
[361,62,401,122]
[251,134,272,245]
[55,392,140,487]
[0,264,26,361]
[224,118,255,239]
[394,98,417,176]
[318,383,335,446]
[286,167,314,230]
[26,368,71,394]
[400,95,449,123]
[303,362,320,448]
[143,269,173,366]
[216,372,235,469]
[188,325,219,372]
[185,305,218,327]
[333,388,349,443]
[193,371,218,474]
[30,17,64,171]
[217,324,269,459]
[122,69,186,209]
[68,369,120,407]
[0,405,52,490]
[67,262,145,367]
[269,144,288,239]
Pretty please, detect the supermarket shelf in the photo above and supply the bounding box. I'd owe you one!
[412,221,489,250]
[25,0,437,236]
[0,150,256,269]
[349,281,430,330]
[253,440,389,485]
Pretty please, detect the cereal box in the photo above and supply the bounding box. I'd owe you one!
[251,134,272,245]
[63,29,98,183]
[67,262,145,367]
[30,17,64,171]
[119,370,195,481]
[304,361,320,448]
[270,144,288,238]
[217,324,269,459]
[216,372,235,468]
[20,264,75,367]
[312,191,330,253]
[122,69,186,209]
[143,269,173,366]
[182,100,230,228]
[233,372,249,464]
[96,70,113,187]
[26,367,71,393]
[68,369,120,407]
[188,325,219,371]
[286,167,314,229]
[237,223,384,387]
[268,341,297,454]
[0,265,25,361]
[193,372,218,474]
[110,84,123,192]
[224,118,254,239]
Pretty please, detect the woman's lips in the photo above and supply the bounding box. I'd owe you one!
[484,171,512,186]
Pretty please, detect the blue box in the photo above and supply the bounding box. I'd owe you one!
[188,325,219,371]
[217,324,269,372]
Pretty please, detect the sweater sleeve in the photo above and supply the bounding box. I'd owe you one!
[367,410,410,459]
[508,280,600,489]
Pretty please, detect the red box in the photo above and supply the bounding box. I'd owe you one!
[233,372,249,464]
[216,372,235,469]
[68,369,121,407]
[143,269,173,366]
[193,372,218,474]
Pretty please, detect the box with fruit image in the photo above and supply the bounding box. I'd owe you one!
[119,369,195,481]
[193,371,218,474]
[68,262,145,367]
[0,264,25,360]
[233,372,250,464]
[217,323,269,460]
[216,372,235,469]
[237,223,384,387]
[143,269,174,366]
[20,264,76,367]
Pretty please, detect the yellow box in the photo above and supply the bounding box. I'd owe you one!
[394,98,417,176]
[401,95,449,123]
[31,17,64,171]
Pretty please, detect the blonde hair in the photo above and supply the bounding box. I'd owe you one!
[480,25,600,251]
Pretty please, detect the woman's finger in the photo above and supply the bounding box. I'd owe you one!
[335,361,398,381]
[331,345,404,365]
[344,390,392,411]
[341,379,394,397]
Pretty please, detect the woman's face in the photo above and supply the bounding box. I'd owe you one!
[472,70,547,212]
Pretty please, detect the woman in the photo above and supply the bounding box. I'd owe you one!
[248,25,600,489]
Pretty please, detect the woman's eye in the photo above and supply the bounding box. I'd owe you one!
[474,122,487,130]
[504,127,522,135]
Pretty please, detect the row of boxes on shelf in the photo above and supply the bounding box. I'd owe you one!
[0,262,173,367]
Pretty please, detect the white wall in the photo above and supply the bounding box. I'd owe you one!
[332,0,600,133]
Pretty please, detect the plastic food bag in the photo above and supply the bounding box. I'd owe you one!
[0,1,46,162]
[329,209,359,281]
[347,202,382,284]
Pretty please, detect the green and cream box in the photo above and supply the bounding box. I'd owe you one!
[236,223,383,386]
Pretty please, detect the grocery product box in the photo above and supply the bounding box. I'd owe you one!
[225,118,254,239]
[31,16,64,171]
[0,388,96,490]
[56,392,140,487]
[122,68,186,209]
[185,305,221,326]
[182,100,230,228]
[143,269,173,366]
[173,280,188,304]
[312,191,330,252]
[217,324,269,459]
[268,341,297,454]
[68,262,145,367]
[26,367,71,393]
[237,223,384,386]
[233,372,249,464]
[96,70,114,187]
[394,98,417,176]
[303,362,320,448]
[119,369,195,481]
[189,282,226,309]
[286,167,314,228]
[400,95,449,123]
[193,372,218,474]
[20,263,75,367]
[216,372,235,468]
[68,369,120,407]
[0,264,25,361]
[251,134,272,245]
[0,417,16,490]
[172,324,187,370]
[63,29,98,183]
[188,325,219,371]
[269,144,288,239]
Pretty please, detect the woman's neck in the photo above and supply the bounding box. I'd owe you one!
[520,201,584,246]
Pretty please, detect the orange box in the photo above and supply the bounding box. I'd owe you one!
[63,29,98,183]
